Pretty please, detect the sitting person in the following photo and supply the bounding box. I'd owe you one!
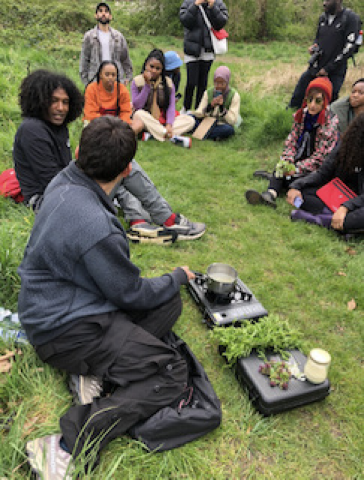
[287,113,364,235]
[81,62,205,241]
[330,78,364,135]
[13,69,84,211]
[191,66,241,141]
[20,117,196,476]
[246,77,339,209]
[131,49,195,147]
[164,50,183,102]
[83,60,132,125]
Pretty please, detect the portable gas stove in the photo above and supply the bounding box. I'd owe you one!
[187,273,268,328]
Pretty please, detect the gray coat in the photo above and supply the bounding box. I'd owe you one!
[79,26,133,85]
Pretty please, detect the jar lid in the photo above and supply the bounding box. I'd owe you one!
[309,348,331,364]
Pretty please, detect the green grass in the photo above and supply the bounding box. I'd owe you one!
[1,3,364,479]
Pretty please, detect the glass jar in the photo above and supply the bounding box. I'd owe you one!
[304,348,331,384]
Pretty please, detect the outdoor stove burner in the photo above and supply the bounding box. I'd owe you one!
[188,273,268,328]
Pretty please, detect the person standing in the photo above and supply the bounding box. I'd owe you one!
[288,0,360,109]
[179,0,228,112]
[79,2,133,86]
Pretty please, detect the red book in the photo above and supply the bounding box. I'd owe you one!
[317,177,357,212]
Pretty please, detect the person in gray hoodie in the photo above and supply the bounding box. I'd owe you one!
[20,117,195,477]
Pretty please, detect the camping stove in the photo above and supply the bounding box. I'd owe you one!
[187,273,268,328]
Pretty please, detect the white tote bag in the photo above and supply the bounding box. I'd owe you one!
[199,6,228,55]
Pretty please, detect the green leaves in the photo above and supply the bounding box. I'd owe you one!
[212,314,305,365]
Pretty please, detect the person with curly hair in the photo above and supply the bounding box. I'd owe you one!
[287,112,364,234]
[83,60,132,124]
[131,49,195,147]
[13,69,84,211]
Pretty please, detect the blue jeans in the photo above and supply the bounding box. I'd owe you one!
[193,118,235,141]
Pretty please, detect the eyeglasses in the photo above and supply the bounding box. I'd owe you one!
[306,96,324,105]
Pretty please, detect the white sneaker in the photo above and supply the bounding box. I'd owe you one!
[141,132,152,141]
[170,135,192,148]
[26,434,74,479]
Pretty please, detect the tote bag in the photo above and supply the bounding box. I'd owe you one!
[199,6,228,55]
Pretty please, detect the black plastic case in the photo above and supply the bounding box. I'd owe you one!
[235,349,331,415]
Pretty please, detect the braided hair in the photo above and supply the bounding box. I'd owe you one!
[335,112,364,174]
[141,49,170,111]
[86,61,121,116]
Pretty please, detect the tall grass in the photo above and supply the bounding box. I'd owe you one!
[0,2,363,478]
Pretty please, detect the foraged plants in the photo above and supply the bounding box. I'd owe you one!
[212,314,306,365]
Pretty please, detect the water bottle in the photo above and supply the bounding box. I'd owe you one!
[356,30,363,47]
[0,308,28,345]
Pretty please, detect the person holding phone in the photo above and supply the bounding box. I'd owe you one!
[191,66,240,140]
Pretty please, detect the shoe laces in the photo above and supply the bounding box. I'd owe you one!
[176,214,192,227]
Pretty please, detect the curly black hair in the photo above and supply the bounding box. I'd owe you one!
[336,112,364,173]
[19,69,84,124]
[141,49,170,111]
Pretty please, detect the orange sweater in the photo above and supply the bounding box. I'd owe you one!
[83,81,132,124]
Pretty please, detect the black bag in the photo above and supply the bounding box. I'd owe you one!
[128,331,222,451]
[235,349,330,416]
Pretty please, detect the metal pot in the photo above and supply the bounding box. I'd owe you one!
[206,263,238,295]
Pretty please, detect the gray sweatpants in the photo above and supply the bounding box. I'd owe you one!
[115,159,173,224]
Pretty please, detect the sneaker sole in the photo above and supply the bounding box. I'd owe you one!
[128,225,165,238]
[245,190,277,209]
[253,171,272,180]
[127,233,176,244]
[176,230,205,241]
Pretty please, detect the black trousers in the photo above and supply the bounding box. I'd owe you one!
[289,67,347,110]
[184,60,213,110]
[36,293,188,459]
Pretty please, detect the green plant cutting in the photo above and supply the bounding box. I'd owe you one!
[212,314,306,366]
[275,159,295,177]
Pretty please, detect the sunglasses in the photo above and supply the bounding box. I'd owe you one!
[306,96,324,105]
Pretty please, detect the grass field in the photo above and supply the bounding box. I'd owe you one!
[0,2,364,478]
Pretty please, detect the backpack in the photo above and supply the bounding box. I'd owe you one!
[0,169,24,203]
[128,331,222,451]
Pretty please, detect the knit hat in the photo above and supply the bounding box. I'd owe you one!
[96,2,111,13]
[294,77,333,125]
[164,51,183,71]
[213,66,231,85]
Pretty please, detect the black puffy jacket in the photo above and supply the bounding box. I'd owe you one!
[179,0,228,57]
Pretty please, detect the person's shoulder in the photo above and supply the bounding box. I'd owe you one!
[109,27,126,40]
[17,117,49,135]
[83,26,98,38]
[330,95,350,112]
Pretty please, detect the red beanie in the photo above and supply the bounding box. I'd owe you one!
[294,77,333,125]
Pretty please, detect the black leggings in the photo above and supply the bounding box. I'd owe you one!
[184,60,213,110]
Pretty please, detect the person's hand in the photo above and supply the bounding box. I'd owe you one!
[179,266,196,281]
[331,206,348,231]
[207,0,215,7]
[211,95,223,107]
[286,189,302,206]
[316,68,328,77]
[283,169,296,178]
[165,124,173,139]
[143,70,152,84]
[308,43,318,54]
[124,79,130,86]
[195,0,206,5]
